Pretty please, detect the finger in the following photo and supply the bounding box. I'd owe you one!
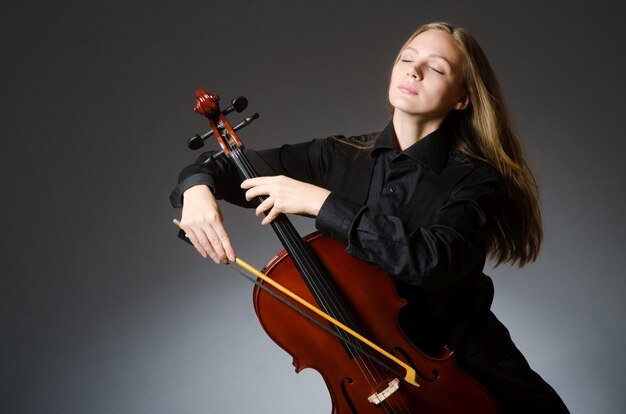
[245,184,272,201]
[199,233,221,263]
[211,222,236,262]
[187,223,221,263]
[255,197,274,217]
[183,227,212,259]
[241,176,273,189]
[240,178,255,189]
[201,225,228,264]
[262,206,281,225]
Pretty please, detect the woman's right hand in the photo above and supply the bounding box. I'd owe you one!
[179,185,236,264]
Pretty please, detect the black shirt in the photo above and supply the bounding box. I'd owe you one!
[171,121,505,352]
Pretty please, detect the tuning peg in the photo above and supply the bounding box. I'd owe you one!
[232,113,260,132]
[187,130,213,150]
[187,96,249,150]
[222,96,248,116]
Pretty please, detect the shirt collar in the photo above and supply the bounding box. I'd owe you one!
[371,121,453,174]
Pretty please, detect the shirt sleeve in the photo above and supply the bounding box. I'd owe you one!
[316,165,505,291]
[169,138,335,208]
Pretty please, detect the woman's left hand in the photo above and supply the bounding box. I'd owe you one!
[241,175,331,225]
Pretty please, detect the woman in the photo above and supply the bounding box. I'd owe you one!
[171,22,569,413]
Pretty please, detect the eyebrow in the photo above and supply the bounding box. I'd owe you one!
[403,46,454,67]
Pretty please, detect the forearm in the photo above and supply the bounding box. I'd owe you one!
[171,138,335,209]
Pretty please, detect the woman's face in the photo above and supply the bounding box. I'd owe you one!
[389,29,468,122]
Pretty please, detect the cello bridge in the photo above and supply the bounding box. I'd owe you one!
[367,378,400,405]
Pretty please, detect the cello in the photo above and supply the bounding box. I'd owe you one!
[175,89,500,413]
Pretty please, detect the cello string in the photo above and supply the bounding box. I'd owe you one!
[232,147,363,341]
[233,148,408,408]
[230,146,409,413]
[232,148,370,355]
[261,196,412,413]
[231,258,409,414]
[205,105,396,408]
[228,148,349,325]
[225,262,409,380]
[270,220,396,402]
[266,218,403,412]
[187,109,435,412]
[230,149,388,389]
[268,216,413,413]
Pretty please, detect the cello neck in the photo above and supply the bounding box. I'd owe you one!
[191,88,363,337]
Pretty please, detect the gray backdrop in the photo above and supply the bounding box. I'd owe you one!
[2,1,625,413]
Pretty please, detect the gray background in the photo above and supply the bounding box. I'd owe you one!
[2,1,625,413]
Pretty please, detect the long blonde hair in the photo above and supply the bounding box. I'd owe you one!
[399,22,543,267]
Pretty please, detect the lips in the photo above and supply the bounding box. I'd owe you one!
[398,84,418,95]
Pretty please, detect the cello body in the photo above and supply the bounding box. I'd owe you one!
[254,233,499,414]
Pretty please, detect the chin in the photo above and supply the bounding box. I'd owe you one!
[390,102,422,117]
[389,96,415,114]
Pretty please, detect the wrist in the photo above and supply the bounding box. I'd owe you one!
[183,184,211,197]
[311,189,331,216]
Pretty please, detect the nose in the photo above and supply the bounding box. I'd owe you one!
[406,64,423,80]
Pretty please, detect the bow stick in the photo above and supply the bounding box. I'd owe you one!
[173,219,420,388]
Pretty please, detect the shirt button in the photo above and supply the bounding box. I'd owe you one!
[388,186,397,193]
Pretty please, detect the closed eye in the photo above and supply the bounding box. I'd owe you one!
[429,66,444,75]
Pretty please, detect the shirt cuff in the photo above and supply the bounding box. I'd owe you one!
[169,174,216,208]
[315,192,362,244]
